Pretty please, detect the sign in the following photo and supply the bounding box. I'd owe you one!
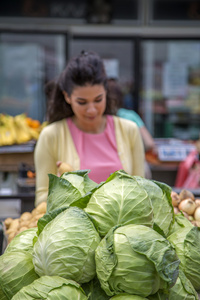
[162,62,188,97]
[0,0,139,22]
[103,58,119,79]
[156,141,196,162]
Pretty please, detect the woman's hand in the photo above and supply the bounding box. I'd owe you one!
[56,161,74,176]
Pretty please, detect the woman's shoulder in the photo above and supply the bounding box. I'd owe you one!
[112,116,141,147]
[40,118,68,136]
[113,115,138,129]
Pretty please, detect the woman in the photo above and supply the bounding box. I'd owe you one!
[34,51,145,206]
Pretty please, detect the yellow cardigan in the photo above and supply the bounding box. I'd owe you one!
[34,116,145,206]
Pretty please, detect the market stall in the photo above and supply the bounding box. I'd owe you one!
[0,114,48,216]
[1,170,200,299]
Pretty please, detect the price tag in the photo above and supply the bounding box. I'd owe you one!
[157,144,196,161]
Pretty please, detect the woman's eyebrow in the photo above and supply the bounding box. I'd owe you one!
[76,97,87,101]
[95,94,103,98]
[76,94,103,101]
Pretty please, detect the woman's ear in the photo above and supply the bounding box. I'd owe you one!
[63,91,71,104]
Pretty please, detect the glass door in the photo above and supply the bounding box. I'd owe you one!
[140,39,200,141]
[0,33,66,122]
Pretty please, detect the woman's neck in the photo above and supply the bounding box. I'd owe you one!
[71,115,107,134]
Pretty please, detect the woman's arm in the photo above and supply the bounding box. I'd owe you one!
[131,123,145,177]
[139,126,157,153]
[34,127,57,207]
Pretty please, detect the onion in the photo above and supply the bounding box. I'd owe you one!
[179,189,195,201]
[171,191,180,207]
[194,206,200,221]
[178,198,196,215]
[195,199,200,207]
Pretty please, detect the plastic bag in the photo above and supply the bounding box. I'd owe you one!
[182,162,200,188]
[175,150,200,188]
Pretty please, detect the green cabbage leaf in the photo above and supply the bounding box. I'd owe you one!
[95,224,180,297]
[82,276,110,300]
[168,226,200,291]
[36,206,68,236]
[47,169,97,212]
[148,290,168,300]
[167,213,194,237]
[110,295,148,300]
[11,275,88,300]
[0,287,8,300]
[134,177,174,236]
[85,170,154,237]
[5,227,37,254]
[0,251,39,299]
[33,206,101,284]
[168,269,198,300]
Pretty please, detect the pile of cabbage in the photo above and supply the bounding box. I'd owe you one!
[0,169,200,300]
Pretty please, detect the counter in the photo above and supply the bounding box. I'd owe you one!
[0,142,35,172]
[0,142,36,215]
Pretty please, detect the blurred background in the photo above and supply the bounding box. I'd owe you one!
[0,0,200,218]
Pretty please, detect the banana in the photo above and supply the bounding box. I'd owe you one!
[0,113,42,145]
[0,126,14,146]
[0,114,17,145]
[0,126,7,146]
[14,114,32,144]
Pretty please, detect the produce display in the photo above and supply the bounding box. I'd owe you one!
[0,113,47,146]
[1,169,200,299]
[4,201,46,243]
[171,189,200,226]
[110,296,148,300]
[168,269,198,300]
[95,224,179,297]
[11,276,88,300]
[33,206,101,283]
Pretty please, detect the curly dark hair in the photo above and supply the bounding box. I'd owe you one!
[45,51,117,123]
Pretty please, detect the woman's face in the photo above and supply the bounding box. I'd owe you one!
[63,84,107,132]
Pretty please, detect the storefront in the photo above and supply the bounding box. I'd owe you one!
[1,0,200,134]
[0,0,200,213]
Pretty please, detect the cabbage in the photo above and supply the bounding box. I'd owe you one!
[0,251,39,299]
[5,227,37,254]
[167,213,193,237]
[95,224,180,297]
[110,295,148,299]
[47,169,97,212]
[36,206,68,235]
[11,275,88,299]
[82,276,110,300]
[85,170,154,237]
[0,288,8,300]
[134,177,174,236]
[33,206,101,284]
[148,291,168,300]
[168,226,200,291]
[168,269,198,300]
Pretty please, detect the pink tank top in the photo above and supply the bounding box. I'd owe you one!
[67,115,123,183]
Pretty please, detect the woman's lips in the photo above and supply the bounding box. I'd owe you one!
[86,116,96,120]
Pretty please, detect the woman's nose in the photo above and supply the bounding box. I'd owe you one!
[86,103,96,114]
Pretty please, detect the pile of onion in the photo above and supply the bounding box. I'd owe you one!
[171,189,200,226]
